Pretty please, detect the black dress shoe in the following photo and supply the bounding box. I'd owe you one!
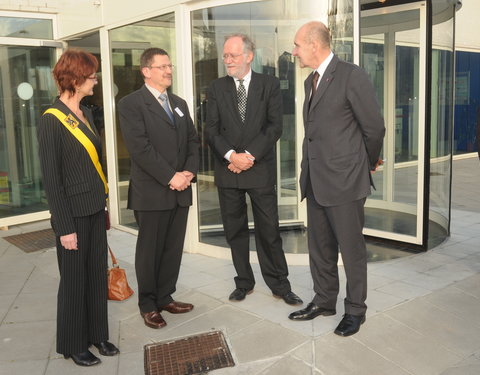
[93,341,120,356]
[288,302,336,321]
[229,288,253,301]
[64,350,101,366]
[274,291,303,305]
[334,314,366,337]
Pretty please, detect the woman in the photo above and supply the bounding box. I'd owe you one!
[37,49,119,366]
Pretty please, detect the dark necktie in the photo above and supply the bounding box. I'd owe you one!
[159,93,174,123]
[237,79,247,123]
[309,71,320,108]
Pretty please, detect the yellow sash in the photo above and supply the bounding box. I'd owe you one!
[43,108,109,196]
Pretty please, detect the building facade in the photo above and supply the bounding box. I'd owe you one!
[0,0,471,258]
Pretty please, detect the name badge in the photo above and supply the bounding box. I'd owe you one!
[174,107,184,117]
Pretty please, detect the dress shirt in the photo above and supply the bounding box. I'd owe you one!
[312,51,334,92]
[225,70,253,161]
[145,83,173,113]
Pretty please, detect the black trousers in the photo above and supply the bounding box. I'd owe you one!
[134,207,189,313]
[306,180,368,316]
[217,185,290,295]
[55,209,108,355]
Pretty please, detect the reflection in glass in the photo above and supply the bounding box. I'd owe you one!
[0,16,53,39]
[429,8,455,247]
[328,0,353,63]
[192,0,350,250]
[0,46,57,219]
[110,13,176,228]
[362,7,421,238]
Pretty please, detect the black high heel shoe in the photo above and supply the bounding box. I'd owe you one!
[64,350,101,366]
[93,341,120,356]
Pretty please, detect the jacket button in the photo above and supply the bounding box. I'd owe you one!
[308,138,312,142]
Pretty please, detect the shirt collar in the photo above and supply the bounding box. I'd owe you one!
[315,51,334,78]
[145,83,167,100]
[235,69,252,85]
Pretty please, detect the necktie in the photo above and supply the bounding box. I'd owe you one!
[237,79,247,123]
[309,71,320,108]
[159,93,174,123]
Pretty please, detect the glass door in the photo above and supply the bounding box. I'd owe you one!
[0,45,57,225]
[360,2,427,244]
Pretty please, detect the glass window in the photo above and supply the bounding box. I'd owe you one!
[191,0,340,249]
[429,6,455,247]
[0,16,53,39]
[0,46,57,219]
[361,5,422,239]
[110,13,176,228]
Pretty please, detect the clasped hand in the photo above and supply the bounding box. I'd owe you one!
[169,171,194,191]
[228,152,255,174]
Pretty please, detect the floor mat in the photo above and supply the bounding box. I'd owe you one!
[4,228,55,253]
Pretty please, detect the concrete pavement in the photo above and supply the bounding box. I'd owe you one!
[0,157,479,375]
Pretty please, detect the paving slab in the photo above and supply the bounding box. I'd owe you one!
[353,314,462,375]
[229,320,308,363]
[386,297,480,357]
[4,291,57,324]
[314,334,410,375]
[0,359,48,375]
[0,321,55,361]
[260,356,313,375]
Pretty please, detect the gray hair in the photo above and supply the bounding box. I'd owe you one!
[224,33,256,54]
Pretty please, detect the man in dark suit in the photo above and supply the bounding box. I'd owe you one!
[205,34,302,306]
[288,22,385,337]
[118,48,199,329]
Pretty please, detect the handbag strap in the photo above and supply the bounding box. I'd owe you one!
[108,246,119,268]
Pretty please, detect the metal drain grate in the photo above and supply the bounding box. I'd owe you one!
[144,330,234,375]
[4,228,56,253]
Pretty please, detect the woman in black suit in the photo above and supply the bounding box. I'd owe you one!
[37,49,119,366]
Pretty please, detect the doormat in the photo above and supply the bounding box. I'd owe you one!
[144,330,234,375]
[4,228,56,253]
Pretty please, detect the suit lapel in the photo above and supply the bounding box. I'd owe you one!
[303,74,313,120]
[245,72,262,128]
[141,85,175,127]
[221,76,244,126]
[169,95,183,144]
[308,55,338,113]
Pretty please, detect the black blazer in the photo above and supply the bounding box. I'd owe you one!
[299,55,385,206]
[205,71,283,189]
[38,99,107,236]
[118,85,199,211]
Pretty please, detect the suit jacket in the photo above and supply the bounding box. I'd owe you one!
[205,71,283,189]
[300,55,385,206]
[118,85,199,211]
[38,98,106,236]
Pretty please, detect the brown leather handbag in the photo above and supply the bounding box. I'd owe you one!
[108,246,134,301]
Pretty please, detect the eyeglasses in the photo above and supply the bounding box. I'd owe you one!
[149,64,175,71]
[222,53,245,61]
[86,74,98,81]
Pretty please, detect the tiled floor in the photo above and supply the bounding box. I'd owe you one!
[0,156,479,375]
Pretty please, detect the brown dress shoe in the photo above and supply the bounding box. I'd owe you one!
[141,311,166,329]
[160,301,194,314]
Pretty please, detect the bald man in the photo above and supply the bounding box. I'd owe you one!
[288,21,385,337]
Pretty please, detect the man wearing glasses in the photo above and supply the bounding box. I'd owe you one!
[205,34,303,306]
[118,48,199,329]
